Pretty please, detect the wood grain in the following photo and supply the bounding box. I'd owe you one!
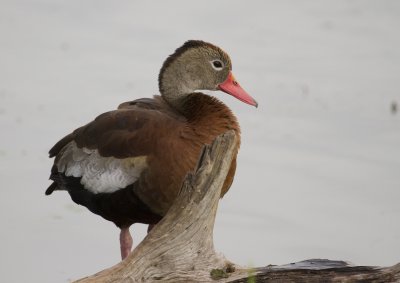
[74,131,400,282]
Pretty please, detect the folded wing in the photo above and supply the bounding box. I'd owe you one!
[48,96,186,195]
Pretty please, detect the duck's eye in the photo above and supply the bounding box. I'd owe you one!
[211,60,224,71]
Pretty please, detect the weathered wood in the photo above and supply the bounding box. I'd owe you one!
[74,131,400,282]
[230,259,400,283]
[75,131,240,283]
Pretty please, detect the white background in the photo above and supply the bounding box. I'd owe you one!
[1,1,399,282]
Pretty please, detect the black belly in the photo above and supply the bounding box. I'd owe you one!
[47,173,162,228]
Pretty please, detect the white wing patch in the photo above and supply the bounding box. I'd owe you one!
[56,141,147,194]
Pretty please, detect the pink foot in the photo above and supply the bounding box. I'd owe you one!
[120,227,133,260]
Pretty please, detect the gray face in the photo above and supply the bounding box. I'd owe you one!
[159,43,233,97]
[175,46,232,91]
[158,41,235,108]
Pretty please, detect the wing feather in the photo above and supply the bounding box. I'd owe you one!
[50,96,187,194]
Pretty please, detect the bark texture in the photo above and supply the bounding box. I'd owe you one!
[230,259,400,283]
[74,131,400,283]
[75,131,239,283]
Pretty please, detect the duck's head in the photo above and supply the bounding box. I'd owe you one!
[159,40,257,108]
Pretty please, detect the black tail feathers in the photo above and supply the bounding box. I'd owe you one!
[45,182,58,195]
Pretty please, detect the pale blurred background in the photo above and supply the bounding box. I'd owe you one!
[1,1,399,282]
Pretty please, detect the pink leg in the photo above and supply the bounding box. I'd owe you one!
[120,227,133,260]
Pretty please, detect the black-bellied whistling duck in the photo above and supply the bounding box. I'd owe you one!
[46,40,257,260]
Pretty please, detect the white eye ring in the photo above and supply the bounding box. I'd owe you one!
[210,60,224,71]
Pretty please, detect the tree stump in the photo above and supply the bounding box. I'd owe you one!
[74,131,400,283]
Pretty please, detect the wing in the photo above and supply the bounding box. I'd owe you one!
[48,96,187,194]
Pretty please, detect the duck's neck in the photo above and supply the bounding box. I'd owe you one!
[161,85,192,110]
[159,65,203,111]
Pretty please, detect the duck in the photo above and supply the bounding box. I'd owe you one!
[45,40,257,260]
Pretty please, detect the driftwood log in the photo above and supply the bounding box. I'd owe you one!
[74,131,400,283]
